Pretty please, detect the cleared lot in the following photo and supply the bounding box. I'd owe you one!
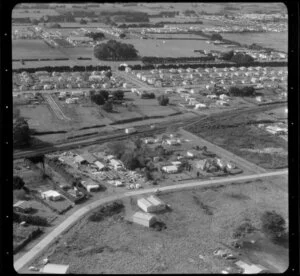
[30,175,288,274]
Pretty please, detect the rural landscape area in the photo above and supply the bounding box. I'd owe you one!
[12,2,288,274]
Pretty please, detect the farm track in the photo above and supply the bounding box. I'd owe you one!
[44,94,71,121]
[13,102,284,160]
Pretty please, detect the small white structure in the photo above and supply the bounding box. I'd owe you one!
[166,139,181,146]
[66,98,79,104]
[162,165,178,174]
[41,190,61,201]
[40,264,70,274]
[147,195,166,212]
[256,96,263,102]
[171,161,182,167]
[219,94,229,101]
[132,211,156,227]
[194,103,207,109]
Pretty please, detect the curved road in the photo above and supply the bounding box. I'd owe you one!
[14,169,287,272]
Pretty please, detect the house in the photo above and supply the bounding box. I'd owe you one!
[132,211,157,227]
[171,161,182,167]
[13,201,32,213]
[215,158,226,169]
[207,94,218,99]
[194,103,207,109]
[165,139,181,146]
[74,155,86,164]
[144,138,155,144]
[256,96,263,102]
[80,152,97,164]
[162,165,178,174]
[40,264,70,274]
[41,190,61,201]
[94,161,106,171]
[235,260,268,274]
[195,159,209,171]
[110,159,123,170]
[65,98,79,104]
[81,181,99,192]
[216,100,229,106]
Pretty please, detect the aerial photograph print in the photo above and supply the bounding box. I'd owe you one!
[12,2,289,274]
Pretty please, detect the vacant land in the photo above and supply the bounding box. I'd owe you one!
[12,40,67,60]
[31,175,288,273]
[185,111,288,169]
[221,32,288,53]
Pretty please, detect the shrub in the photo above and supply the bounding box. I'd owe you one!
[261,211,286,240]
[141,92,155,99]
[88,201,124,222]
[112,90,124,100]
[99,90,109,101]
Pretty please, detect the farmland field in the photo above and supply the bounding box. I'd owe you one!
[30,175,288,273]
[220,32,288,53]
[12,40,67,60]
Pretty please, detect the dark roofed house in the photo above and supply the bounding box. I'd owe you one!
[13,201,33,213]
[80,152,97,164]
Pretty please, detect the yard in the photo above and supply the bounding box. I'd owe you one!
[30,175,288,273]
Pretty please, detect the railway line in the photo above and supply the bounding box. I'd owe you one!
[13,102,285,160]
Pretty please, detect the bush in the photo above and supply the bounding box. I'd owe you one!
[141,92,155,99]
[261,211,286,240]
[99,90,109,101]
[157,95,169,106]
[210,33,223,41]
[231,53,254,64]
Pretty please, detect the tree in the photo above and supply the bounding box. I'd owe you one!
[261,211,286,240]
[105,70,112,79]
[99,90,109,101]
[112,90,124,100]
[231,53,254,64]
[103,100,113,112]
[119,33,126,39]
[121,151,140,170]
[13,176,25,190]
[221,50,234,61]
[107,141,126,159]
[232,220,256,239]
[157,95,169,106]
[80,18,88,24]
[13,117,30,148]
[210,33,223,41]
[94,40,139,61]
[91,94,105,105]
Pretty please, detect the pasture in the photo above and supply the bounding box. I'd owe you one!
[12,40,67,60]
[220,32,288,53]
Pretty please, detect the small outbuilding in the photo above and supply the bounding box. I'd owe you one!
[162,165,178,174]
[132,211,157,227]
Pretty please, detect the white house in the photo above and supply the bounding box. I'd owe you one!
[81,181,99,192]
[162,165,178,174]
[194,103,207,109]
[132,211,157,227]
[146,195,166,212]
[110,159,123,170]
[41,190,61,201]
[137,198,154,213]
[195,159,209,171]
[219,94,229,101]
[94,161,106,171]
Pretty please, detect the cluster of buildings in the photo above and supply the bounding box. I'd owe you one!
[13,70,129,92]
[127,66,287,90]
[12,27,38,39]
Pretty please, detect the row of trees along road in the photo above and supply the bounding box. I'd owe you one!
[94,40,139,61]
[13,108,31,148]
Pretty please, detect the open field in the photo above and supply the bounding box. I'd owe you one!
[12,40,67,60]
[125,38,227,57]
[220,32,288,53]
[12,8,60,18]
[186,111,288,170]
[30,175,288,273]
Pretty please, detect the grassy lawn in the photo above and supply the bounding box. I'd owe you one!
[30,175,288,273]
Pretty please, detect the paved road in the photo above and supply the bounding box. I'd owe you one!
[14,169,287,272]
